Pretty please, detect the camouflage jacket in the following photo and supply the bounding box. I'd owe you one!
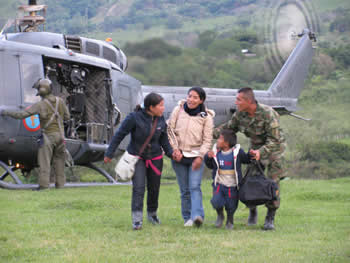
[214,103,285,160]
[4,94,70,135]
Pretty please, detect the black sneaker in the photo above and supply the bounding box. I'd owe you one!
[132,221,142,230]
[147,215,161,225]
[215,214,225,228]
[193,216,203,228]
[225,221,234,230]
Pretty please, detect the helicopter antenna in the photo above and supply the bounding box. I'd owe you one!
[16,0,47,32]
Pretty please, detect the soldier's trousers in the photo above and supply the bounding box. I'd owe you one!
[38,132,66,188]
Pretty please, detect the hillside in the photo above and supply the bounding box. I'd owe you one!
[1,0,348,44]
[0,0,348,49]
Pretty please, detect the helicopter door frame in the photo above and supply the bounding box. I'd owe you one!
[0,51,23,138]
[18,53,44,106]
[0,51,22,106]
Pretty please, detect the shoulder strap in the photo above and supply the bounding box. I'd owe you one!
[43,98,57,129]
[138,117,158,156]
[255,160,265,175]
[43,97,64,138]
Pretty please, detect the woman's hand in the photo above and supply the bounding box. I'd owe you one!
[207,151,215,158]
[104,156,112,163]
[192,156,203,170]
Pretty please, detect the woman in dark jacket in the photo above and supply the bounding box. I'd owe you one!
[104,93,174,230]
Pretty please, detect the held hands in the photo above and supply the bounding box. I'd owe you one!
[192,156,203,171]
[249,149,261,161]
[172,149,183,162]
[104,156,112,164]
[207,151,215,159]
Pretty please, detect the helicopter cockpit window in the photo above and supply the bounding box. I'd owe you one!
[20,55,42,104]
[103,46,117,64]
[86,41,100,56]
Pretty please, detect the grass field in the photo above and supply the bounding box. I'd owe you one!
[1,177,349,262]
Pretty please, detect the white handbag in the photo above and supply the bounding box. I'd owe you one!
[115,151,139,181]
[114,117,159,182]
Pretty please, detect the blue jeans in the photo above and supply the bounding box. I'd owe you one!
[171,160,205,222]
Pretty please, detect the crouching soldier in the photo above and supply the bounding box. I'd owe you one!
[214,87,286,230]
[1,78,70,190]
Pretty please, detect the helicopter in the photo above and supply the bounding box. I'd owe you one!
[0,0,316,190]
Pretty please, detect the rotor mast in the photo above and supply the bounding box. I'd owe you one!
[16,0,47,32]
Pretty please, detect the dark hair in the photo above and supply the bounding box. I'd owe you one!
[188,87,206,102]
[238,87,255,103]
[135,92,164,111]
[220,129,237,148]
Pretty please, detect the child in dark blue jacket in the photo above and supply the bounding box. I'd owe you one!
[204,129,250,229]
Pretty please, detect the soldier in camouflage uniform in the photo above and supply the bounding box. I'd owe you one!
[1,79,70,190]
[214,87,286,230]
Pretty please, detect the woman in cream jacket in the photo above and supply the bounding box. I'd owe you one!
[168,87,215,227]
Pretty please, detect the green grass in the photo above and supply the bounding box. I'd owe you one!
[340,138,350,146]
[0,177,349,262]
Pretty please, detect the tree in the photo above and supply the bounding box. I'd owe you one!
[327,45,350,69]
[206,38,241,58]
[65,15,86,35]
[197,30,217,50]
[124,38,182,59]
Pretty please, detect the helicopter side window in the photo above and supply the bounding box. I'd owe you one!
[19,54,43,104]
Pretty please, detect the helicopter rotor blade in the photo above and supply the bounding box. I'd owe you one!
[0,19,14,35]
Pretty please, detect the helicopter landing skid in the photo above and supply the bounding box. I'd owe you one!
[0,161,22,184]
[0,161,131,190]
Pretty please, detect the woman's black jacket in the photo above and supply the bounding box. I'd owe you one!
[105,108,173,159]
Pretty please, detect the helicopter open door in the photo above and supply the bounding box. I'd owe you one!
[0,51,24,158]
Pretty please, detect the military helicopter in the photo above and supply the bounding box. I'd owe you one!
[0,0,316,190]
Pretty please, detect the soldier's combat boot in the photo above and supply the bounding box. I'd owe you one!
[32,186,49,191]
[215,208,225,228]
[247,207,258,226]
[225,214,234,230]
[263,208,276,230]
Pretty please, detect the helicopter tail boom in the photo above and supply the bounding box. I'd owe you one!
[267,29,315,99]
